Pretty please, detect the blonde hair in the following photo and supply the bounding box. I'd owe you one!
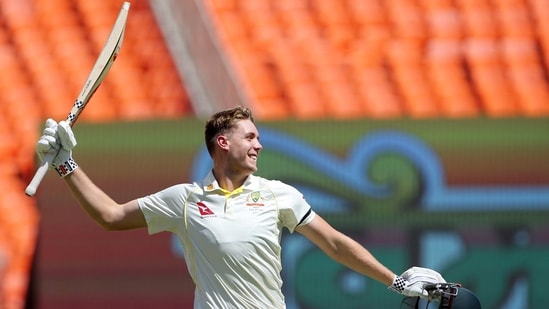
[204,106,255,156]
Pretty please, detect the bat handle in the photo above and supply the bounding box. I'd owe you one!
[25,151,56,196]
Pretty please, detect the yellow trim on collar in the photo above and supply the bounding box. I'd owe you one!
[220,186,243,197]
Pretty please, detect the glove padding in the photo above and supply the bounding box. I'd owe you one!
[36,119,78,177]
[389,267,446,298]
[401,266,446,285]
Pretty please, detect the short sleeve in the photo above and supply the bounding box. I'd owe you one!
[138,184,187,234]
[271,180,316,233]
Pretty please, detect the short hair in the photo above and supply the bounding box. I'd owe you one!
[204,106,255,156]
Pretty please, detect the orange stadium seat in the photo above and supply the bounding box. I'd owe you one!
[393,74,440,118]
[0,125,16,168]
[285,83,327,119]
[529,0,549,68]
[247,97,289,120]
[386,0,427,41]
[323,82,364,118]
[355,68,403,118]
[464,39,518,116]
[243,62,281,101]
[478,70,520,116]
[348,0,388,48]
[278,10,320,42]
[9,27,41,55]
[241,6,281,44]
[111,65,153,120]
[208,0,237,11]
[458,3,499,38]
[80,17,120,51]
[0,1,36,30]
[433,80,479,117]
[74,1,118,20]
[494,0,535,38]
[0,184,39,309]
[146,68,190,118]
[420,0,463,40]
[312,0,356,50]
[312,0,350,25]
[426,40,478,117]
[213,11,249,43]
[239,53,290,120]
[386,41,439,117]
[502,39,549,115]
[515,85,549,116]
[0,46,23,81]
[147,69,191,118]
[238,0,271,11]
[401,81,441,117]
[323,24,356,51]
[5,89,42,136]
[273,0,308,11]
[232,46,291,119]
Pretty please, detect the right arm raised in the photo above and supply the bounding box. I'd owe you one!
[35,119,147,231]
[64,168,147,231]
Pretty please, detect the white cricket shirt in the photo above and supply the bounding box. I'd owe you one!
[137,171,315,309]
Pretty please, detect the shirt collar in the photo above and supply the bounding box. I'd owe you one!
[202,170,259,195]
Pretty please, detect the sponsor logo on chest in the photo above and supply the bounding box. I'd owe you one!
[196,201,216,217]
[193,190,273,218]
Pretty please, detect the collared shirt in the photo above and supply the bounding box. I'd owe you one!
[137,171,315,309]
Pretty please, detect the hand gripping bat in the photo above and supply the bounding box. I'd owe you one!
[25,2,131,196]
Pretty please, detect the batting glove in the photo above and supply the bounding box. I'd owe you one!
[401,266,446,286]
[388,267,446,298]
[36,119,78,177]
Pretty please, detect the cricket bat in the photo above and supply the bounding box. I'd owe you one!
[25,2,131,196]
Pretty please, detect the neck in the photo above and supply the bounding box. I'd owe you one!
[212,168,249,192]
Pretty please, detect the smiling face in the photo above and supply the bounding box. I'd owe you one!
[219,119,263,175]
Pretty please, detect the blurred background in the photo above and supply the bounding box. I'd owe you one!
[1,0,548,308]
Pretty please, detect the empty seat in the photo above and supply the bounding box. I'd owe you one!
[285,83,327,119]
[386,0,427,41]
[426,40,479,117]
[464,39,518,116]
[355,68,403,118]
[420,0,464,40]
[387,41,440,117]
[457,0,500,40]
[493,1,535,38]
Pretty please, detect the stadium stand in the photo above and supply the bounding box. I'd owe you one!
[0,0,190,307]
[1,0,549,307]
[204,0,549,119]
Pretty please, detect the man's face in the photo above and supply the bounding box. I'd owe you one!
[223,119,262,174]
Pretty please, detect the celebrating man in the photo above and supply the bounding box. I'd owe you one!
[37,106,445,308]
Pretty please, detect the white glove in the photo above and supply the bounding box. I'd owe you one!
[36,119,78,177]
[388,267,446,298]
[401,266,446,285]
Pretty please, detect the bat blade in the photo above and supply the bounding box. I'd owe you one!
[68,2,130,126]
[25,2,130,197]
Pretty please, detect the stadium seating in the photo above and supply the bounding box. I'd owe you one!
[207,0,549,119]
[0,0,191,307]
